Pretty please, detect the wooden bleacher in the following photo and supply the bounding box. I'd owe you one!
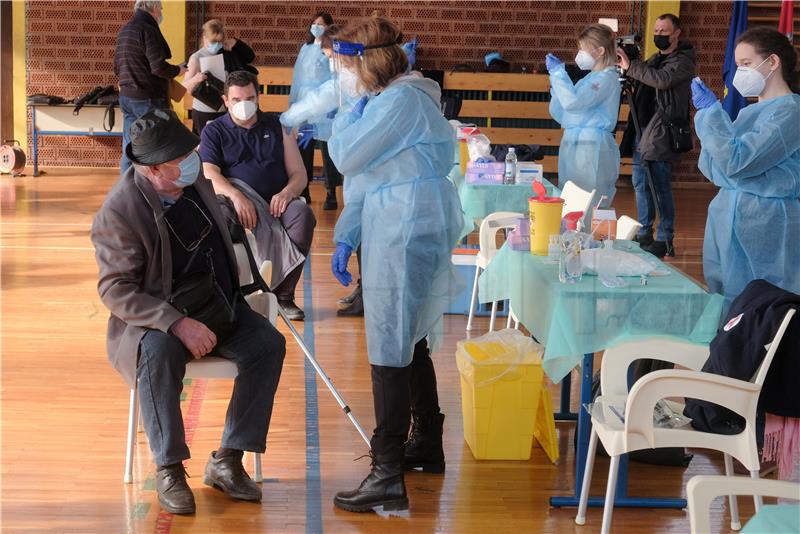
[183,67,633,175]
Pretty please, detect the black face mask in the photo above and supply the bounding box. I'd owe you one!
[654,35,672,51]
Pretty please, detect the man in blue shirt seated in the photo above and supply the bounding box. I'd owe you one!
[200,71,316,320]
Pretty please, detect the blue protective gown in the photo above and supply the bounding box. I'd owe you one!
[329,75,464,367]
[289,42,331,106]
[549,65,621,207]
[281,78,338,141]
[695,94,800,306]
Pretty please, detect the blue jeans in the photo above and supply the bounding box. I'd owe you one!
[632,148,675,242]
[137,300,285,466]
[119,95,170,173]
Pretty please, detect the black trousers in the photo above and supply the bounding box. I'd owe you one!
[191,109,225,136]
[299,140,315,203]
[321,141,342,191]
[370,339,440,459]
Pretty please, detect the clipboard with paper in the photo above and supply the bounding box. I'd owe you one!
[199,54,226,83]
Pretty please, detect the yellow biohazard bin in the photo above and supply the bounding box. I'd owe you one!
[456,329,547,460]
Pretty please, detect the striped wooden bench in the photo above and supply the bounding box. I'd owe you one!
[183,68,633,176]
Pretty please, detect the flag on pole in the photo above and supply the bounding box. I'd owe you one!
[722,1,748,120]
[779,0,794,41]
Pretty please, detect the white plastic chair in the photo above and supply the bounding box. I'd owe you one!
[559,181,596,230]
[466,211,522,332]
[615,215,642,240]
[575,308,796,534]
[124,241,276,484]
[688,475,800,534]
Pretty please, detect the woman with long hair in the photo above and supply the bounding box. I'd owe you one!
[691,27,800,307]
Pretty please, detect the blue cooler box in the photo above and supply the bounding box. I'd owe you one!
[449,249,509,317]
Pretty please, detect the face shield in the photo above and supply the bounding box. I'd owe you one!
[332,36,403,107]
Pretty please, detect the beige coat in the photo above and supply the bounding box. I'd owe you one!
[91,168,239,388]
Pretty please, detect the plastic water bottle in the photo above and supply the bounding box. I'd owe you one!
[597,240,616,282]
[504,147,517,185]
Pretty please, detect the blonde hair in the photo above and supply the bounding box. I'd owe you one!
[579,24,616,67]
[202,19,225,40]
[335,17,407,93]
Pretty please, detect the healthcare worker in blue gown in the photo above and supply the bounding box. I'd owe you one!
[546,23,622,208]
[288,11,334,204]
[691,27,800,308]
[327,17,463,514]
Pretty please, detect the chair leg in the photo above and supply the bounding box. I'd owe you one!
[575,427,599,525]
[600,455,620,534]
[466,265,480,332]
[489,301,498,332]
[124,385,139,484]
[750,469,762,512]
[724,453,742,531]
[253,453,263,483]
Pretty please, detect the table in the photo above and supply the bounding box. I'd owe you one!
[448,165,560,235]
[30,104,122,176]
[479,243,724,509]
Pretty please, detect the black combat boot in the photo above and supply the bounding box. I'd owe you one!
[333,452,408,512]
[404,412,445,473]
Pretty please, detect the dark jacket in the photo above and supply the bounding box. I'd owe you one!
[222,40,257,75]
[624,42,696,162]
[684,280,800,434]
[91,169,239,387]
[114,9,181,100]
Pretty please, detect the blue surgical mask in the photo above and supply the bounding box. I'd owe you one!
[310,24,325,39]
[207,41,223,54]
[175,151,200,188]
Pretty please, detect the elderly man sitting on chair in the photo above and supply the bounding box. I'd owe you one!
[200,70,316,320]
[91,109,286,515]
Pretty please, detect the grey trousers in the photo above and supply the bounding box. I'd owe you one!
[273,199,316,301]
[137,300,286,466]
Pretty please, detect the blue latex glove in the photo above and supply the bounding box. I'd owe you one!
[331,242,353,286]
[326,110,337,120]
[297,123,316,149]
[402,38,417,68]
[545,53,563,73]
[350,96,369,120]
[691,77,718,110]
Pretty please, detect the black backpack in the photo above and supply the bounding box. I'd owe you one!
[73,85,119,132]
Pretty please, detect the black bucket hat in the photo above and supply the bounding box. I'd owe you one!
[125,108,200,166]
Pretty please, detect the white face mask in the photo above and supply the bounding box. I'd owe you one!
[231,100,257,121]
[575,50,596,71]
[339,68,364,98]
[732,56,775,98]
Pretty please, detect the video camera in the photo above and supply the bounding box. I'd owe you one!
[616,33,642,62]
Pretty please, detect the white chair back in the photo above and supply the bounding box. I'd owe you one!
[476,211,523,269]
[615,215,642,240]
[559,181,595,230]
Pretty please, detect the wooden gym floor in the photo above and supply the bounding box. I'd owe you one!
[1,169,759,533]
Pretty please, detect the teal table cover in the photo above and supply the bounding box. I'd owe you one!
[448,164,560,235]
[478,243,724,382]
[742,504,800,533]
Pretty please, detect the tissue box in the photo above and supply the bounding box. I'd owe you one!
[466,162,505,185]
[592,208,617,240]
[516,162,544,184]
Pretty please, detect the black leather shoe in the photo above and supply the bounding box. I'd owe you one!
[203,450,262,502]
[337,284,361,308]
[333,453,408,513]
[336,290,363,317]
[642,240,675,259]
[634,233,654,248]
[404,413,445,473]
[278,299,305,321]
[323,190,338,211]
[156,463,196,514]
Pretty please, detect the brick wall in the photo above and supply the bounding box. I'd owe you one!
[26,0,735,182]
[26,0,129,168]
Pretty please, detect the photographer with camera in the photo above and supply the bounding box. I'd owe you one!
[617,14,696,258]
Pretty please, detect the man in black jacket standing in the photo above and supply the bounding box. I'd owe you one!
[618,14,696,258]
[114,0,187,173]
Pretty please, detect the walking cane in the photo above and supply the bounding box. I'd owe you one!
[230,222,372,448]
